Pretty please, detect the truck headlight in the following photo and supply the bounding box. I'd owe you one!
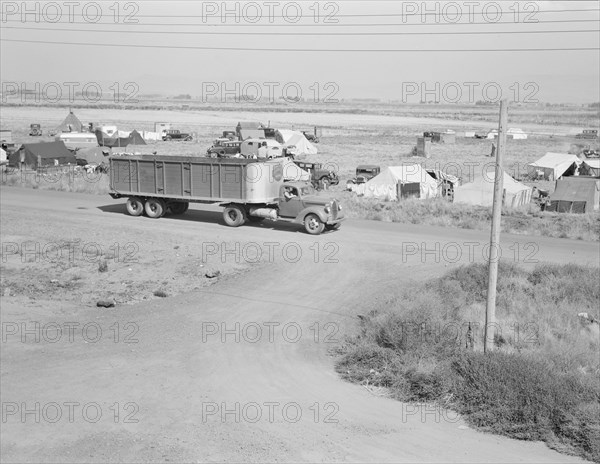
[338,204,342,211]
[324,205,331,214]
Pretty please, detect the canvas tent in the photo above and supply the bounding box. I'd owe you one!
[274,130,318,156]
[547,177,600,213]
[76,147,110,165]
[280,157,310,182]
[581,159,600,177]
[236,122,266,141]
[454,171,532,208]
[354,165,439,201]
[9,141,76,169]
[56,110,84,133]
[527,153,582,180]
[95,129,146,148]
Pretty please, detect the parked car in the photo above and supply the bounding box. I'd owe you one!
[294,161,339,190]
[346,165,381,190]
[163,129,193,141]
[29,124,42,136]
[207,138,242,157]
[576,129,599,140]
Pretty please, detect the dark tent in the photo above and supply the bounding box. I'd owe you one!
[547,177,600,213]
[128,130,147,145]
[9,141,77,169]
[95,129,147,148]
[57,110,84,133]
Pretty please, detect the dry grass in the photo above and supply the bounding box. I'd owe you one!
[336,262,600,462]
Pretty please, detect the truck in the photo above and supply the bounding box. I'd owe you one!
[293,161,339,190]
[108,156,344,234]
[163,129,193,141]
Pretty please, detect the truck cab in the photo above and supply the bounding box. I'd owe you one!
[274,182,343,233]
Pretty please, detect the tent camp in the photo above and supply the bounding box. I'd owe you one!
[581,159,600,177]
[547,177,600,213]
[274,130,318,156]
[95,129,146,148]
[56,110,84,133]
[0,148,7,170]
[527,153,582,180]
[454,171,532,208]
[281,157,310,182]
[9,141,76,169]
[354,165,439,201]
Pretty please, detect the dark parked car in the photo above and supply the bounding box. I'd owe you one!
[163,129,193,141]
[576,129,599,140]
[346,165,381,190]
[29,124,42,136]
[207,138,242,157]
[294,161,339,190]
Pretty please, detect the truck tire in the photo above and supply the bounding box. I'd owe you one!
[169,201,189,215]
[126,197,144,217]
[145,198,166,218]
[223,205,246,227]
[304,213,325,235]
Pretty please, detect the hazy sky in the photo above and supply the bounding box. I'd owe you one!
[1,1,598,104]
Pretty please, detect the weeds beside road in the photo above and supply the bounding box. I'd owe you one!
[336,262,600,463]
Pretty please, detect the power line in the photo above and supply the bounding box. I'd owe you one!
[1,18,598,27]
[2,38,598,52]
[3,7,596,18]
[2,25,597,36]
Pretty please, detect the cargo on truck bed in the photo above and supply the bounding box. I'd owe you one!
[109,155,344,234]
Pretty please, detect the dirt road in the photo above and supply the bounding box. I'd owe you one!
[1,187,597,463]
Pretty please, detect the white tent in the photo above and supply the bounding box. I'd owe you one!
[0,148,7,169]
[527,153,582,180]
[142,131,162,141]
[354,165,439,201]
[454,171,532,208]
[280,157,310,182]
[275,130,318,156]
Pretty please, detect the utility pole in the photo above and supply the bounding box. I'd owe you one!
[484,99,508,353]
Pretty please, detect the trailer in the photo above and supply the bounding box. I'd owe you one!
[109,156,344,234]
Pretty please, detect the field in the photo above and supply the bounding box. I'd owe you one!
[3,103,599,241]
[2,102,600,463]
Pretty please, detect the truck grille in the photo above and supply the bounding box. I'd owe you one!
[331,200,338,220]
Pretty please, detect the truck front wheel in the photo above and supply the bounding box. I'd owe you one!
[223,205,246,227]
[126,197,144,216]
[145,198,166,218]
[304,214,325,235]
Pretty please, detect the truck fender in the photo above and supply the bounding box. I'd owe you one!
[293,207,328,224]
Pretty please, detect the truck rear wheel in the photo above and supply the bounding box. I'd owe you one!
[223,205,246,227]
[126,197,144,217]
[304,214,325,235]
[169,201,189,215]
[145,198,166,218]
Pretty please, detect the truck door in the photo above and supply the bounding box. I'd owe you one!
[278,186,303,218]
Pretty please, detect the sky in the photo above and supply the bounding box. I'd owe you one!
[0,0,599,104]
